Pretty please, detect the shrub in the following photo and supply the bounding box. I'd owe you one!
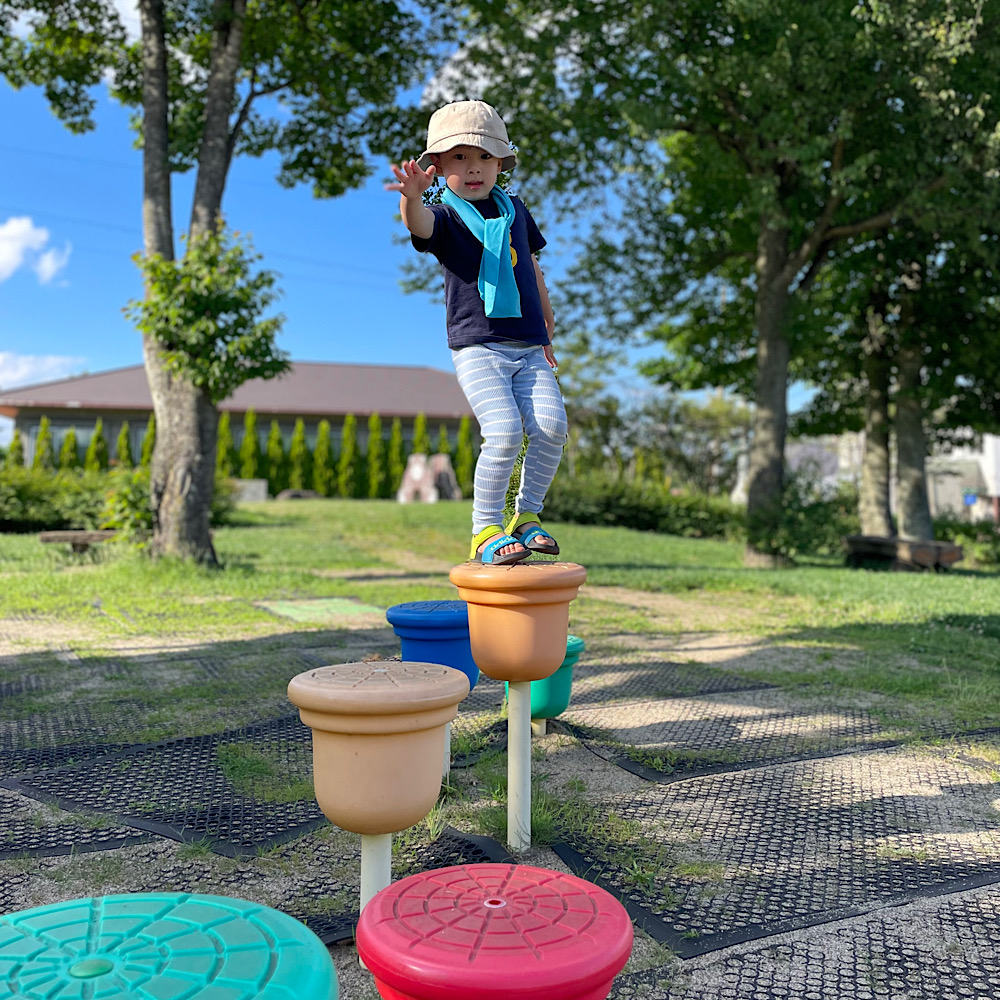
[33,417,55,471]
[455,415,474,497]
[543,472,745,541]
[412,412,431,456]
[216,412,236,478]
[338,414,358,498]
[367,413,385,499]
[288,418,311,490]
[5,430,24,469]
[59,428,80,470]
[239,409,261,479]
[84,419,109,472]
[266,420,287,495]
[770,470,860,559]
[0,468,105,532]
[934,516,1000,568]
[388,417,405,495]
[140,414,155,468]
[115,420,134,469]
[312,419,334,496]
[437,423,451,457]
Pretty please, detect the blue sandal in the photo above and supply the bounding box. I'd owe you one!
[469,524,531,565]
[505,512,560,555]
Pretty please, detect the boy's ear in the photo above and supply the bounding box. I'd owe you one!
[429,153,441,168]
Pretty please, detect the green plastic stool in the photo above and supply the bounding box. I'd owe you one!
[0,892,338,999]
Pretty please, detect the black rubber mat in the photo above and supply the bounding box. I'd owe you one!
[0,789,151,860]
[2,714,324,857]
[553,750,1000,958]
[609,886,1000,998]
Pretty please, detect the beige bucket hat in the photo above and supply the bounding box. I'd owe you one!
[417,101,517,172]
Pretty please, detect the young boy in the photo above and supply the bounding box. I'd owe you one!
[386,100,567,565]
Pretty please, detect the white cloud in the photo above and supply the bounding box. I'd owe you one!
[0,352,88,392]
[0,217,49,282]
[113,1,141,41]
[34,243,73,284]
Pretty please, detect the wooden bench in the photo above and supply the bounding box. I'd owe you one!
[844,534,964,571]
[39,530,118,553]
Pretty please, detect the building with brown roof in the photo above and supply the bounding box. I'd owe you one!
[0,362,475,462]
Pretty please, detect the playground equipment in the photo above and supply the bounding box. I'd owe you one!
[507,633,585,735]
[287,661,469,917]
[449,562,586,851]
[0,892,338,999]
[356,863,633,1000]
[386,600,480,778]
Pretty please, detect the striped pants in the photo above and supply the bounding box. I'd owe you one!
[452,340,568,535]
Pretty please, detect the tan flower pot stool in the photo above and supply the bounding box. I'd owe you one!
[449,562,586,850]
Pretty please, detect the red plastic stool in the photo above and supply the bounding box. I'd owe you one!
[356,863,633,1000]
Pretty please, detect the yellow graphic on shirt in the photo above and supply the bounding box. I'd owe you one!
[510,233,517,268]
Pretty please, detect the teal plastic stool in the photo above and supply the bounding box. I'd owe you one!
[505,635,585,732]
[0,892,338,999]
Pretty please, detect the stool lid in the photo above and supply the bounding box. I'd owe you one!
[566,634,585,657]
[288,661,469,716]
[356,864,633,1000]
[450,561,586,594]
[0,892,337,999]
[386,600,468,628]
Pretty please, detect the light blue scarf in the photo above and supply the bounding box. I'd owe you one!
[442,185,522,318]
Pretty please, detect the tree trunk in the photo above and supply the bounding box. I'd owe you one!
[745,222,791,566]
[859,298,894,536]
[895,344,934,540]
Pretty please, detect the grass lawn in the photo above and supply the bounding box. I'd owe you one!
[2,498,999,735]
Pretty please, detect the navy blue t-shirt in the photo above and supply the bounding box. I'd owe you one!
[411,194,548,349]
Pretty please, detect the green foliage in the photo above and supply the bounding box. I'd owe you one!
[0,468,105,532]
[100,468,153,544]
[544,473,745,542]
[265,420,287,495]
[387,417,405,495]
[287,418,311,490]
[312,420,334,497]
[139,414,155,468]
[411,412,430,456]
[769,469,861,560]
[935,517,1000,569]
[454,415,475,498]
[84,418,108,472]
[366,413,385,499]
[5,429,25,470]
[436,423,450,457]
[32,416,55,470]
[504,435,529,525]
[59,427,80,470]
[239,409,261,480]
[127,228,289,405]
[115,420,133,469]
[215,411,235,478]
[337,414,359,499]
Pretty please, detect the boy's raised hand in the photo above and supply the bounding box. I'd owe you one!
[385,159,437,198]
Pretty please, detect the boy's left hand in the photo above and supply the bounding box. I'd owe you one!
[544,344,557,370]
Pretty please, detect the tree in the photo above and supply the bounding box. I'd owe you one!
[140,414,155,468]
[447,0,1000,563]
[239,408,261,479]
[32,416,54,470]
[288,418,311,490]
[436,423,450,457]
[412,412,430,456]
[367,413,385,499]
[312,419,334,497]
[115,420,133,469]
[84,418,108,471]
[266,420,287,496]
[338,414,359,499]
[216,411,235,478]
[6,0,434,562]
[59,427,80,470]
[454,415,474,497]
[5,429,25,469]
[387,417,405,495]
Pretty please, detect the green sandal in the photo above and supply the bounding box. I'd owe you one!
[504,512,560,555]
[469,524,531,565]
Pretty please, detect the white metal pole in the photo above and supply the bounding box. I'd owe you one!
[507,680,532,852]
[443,720,452,780]
[359,832,393,967]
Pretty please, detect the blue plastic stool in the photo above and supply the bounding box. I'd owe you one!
[386,600,479,691]
[0,892,338,999]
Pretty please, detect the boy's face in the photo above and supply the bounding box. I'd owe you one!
[431,145,502,201]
